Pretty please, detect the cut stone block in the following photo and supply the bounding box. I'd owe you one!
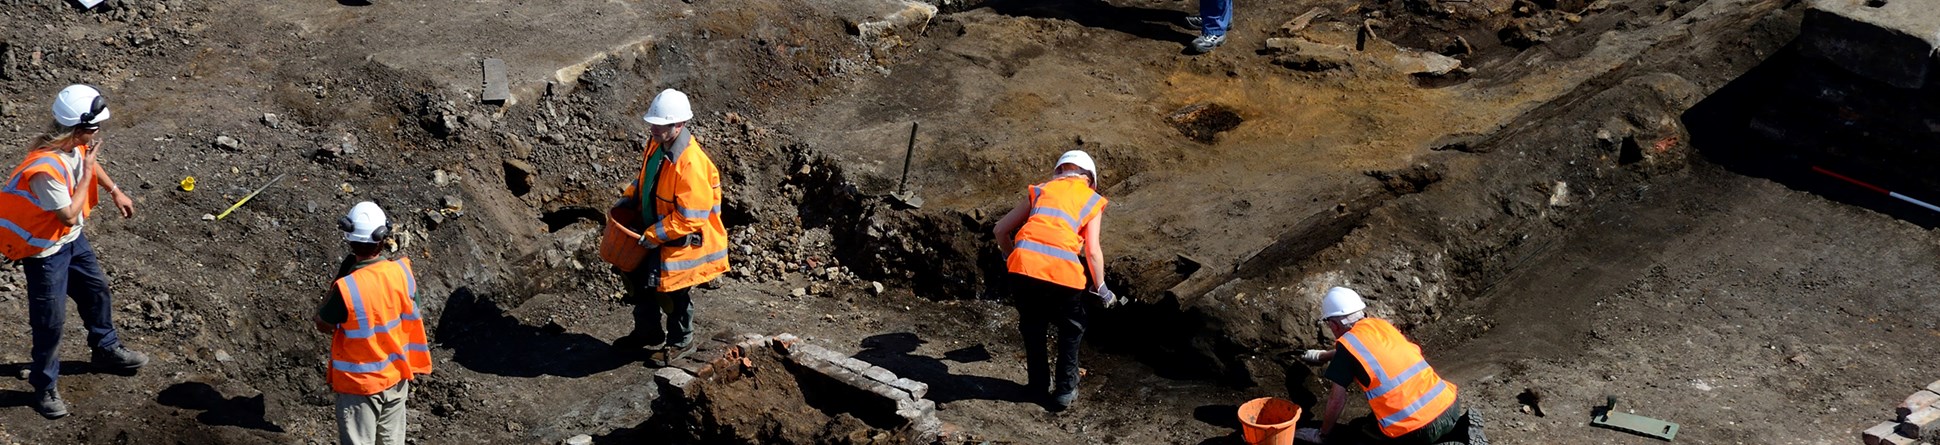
[1898,406,1940,438]
[1796,0,1940,89]
[890,377,929,399]
[1866,421,1897,445]
[1901,390,1940,421]
[846,0,938,42]
[481,58,510,104]
[1926,379,1940,395]
[895,398,936,422]
[860,365,898,384]
[654,367,696,398]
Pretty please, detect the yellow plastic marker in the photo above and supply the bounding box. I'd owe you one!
[179,176,196,192]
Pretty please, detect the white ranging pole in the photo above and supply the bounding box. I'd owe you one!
[1812,166,1940,213]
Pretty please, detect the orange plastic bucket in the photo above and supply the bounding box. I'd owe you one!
[1237,397,1301,445]
[599,208,651,272]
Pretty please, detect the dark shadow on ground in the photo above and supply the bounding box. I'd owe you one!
[852,332,1037,404]
[0,360,131,380]
[1685,43,1940,228]
[982,0,1194,49]
[156,382,284,432]
[336,0,373,6]
[0,390,32,410]
[433,287,628,378]
[1194,403,1242,430]
[1086,293,1231,382]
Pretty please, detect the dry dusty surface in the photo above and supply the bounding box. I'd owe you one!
[0,0,1927,444]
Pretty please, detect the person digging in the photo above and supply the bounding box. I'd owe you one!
[1293,286,1486,445]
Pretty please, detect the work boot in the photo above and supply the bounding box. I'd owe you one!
[645,343,695,368]
[611,332,664,351]
[1192,34,1226,54]
[35,388,68,419]
[91,345,149,370]
[1048,390,1077,412]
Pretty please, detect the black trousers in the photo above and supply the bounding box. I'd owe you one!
[1012,273,1087,395]
[621,266,695,348]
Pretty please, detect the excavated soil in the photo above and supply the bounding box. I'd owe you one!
[0,0,1927,444]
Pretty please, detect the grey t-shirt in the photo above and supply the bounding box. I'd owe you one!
[26,150,85,258]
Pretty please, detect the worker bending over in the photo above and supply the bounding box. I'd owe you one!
[992,150,1116,411]
[1295,286,1485,444]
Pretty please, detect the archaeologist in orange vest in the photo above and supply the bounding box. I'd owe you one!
[992,150,1116,411]
[1293,286,1484,444]
[609,88,729,368]
[313,202,433,445]
[2,85,148,419]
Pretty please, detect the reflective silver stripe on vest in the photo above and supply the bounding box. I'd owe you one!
[662,247,728,272]
[1075,192,1102,225]
[333,353,407,373]
[340,267,406,339]
[1380,381,1449,428]
[1030,206,1081,230]
[0,219,59,249]
[1341,331,1445,428]
[677,203,716,219]
[4,157,73,209]
[1014,239,1081,262]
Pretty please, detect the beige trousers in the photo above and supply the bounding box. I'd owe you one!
[336,380,410,445]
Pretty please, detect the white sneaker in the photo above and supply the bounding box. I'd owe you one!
[1192,34,1226,54]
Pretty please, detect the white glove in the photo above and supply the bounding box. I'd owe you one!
[1094,286,1118,307]
[1298,349,1330,365]
[1294,427,1323,444]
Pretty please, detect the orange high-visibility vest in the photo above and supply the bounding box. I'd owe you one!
[328,258,433,396]
[1006,175,1107,290]
[623,129,729,292]
[0,146,95,261]
[1339,317,1458,438]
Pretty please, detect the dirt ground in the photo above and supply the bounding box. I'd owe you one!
[0,0,1927,443]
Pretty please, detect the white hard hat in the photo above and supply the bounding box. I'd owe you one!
[1320,286,1366,320]
[340,201,390,244]
[1055,150,1098,184]
[52,85,110,129]
[642,89,693,125]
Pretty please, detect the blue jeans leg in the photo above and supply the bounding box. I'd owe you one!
[23,235,123,391]
[1199,0,1233,36]
[65,236,120,352]
[24,239,75,391]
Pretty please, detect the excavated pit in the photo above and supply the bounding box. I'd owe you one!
[1,0,1925,443]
